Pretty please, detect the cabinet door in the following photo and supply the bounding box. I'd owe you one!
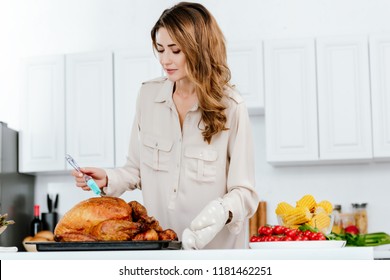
[114,49,161,167]
[370,34,390,158]
[317,36,372,160]
[227,41,264,115]
[19,55,65,172]
[66,51,114,168]
[264,39,318,163]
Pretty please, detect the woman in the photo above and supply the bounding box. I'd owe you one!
[72,2,259,249]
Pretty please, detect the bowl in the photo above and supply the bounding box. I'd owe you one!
[22,231,55,252]
[23,236,52,252]
[22,236,37,252]
[23,241,38,252]
[277,214,334,235]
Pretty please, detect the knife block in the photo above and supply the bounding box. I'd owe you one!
[42,212,58,232]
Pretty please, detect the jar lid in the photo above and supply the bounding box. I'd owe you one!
[333,204,342,211]
[352,203,367,208]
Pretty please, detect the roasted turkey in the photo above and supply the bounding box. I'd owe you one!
[54,197,177,242]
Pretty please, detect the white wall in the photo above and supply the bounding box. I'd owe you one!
[1,0,390,233]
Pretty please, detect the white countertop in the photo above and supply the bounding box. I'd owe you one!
[0,247,375,260]
[372,244,390,259]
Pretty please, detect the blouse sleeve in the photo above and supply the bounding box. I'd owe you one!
[222,101,259,234]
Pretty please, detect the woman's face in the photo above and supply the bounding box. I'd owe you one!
[155,27,187,82]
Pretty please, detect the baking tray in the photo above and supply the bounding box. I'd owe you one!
[26,240,182,251]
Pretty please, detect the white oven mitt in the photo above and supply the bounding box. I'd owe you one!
[182,198,228,250]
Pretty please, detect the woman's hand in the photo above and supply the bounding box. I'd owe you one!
[182,199,228,249]
[71,167,107,192]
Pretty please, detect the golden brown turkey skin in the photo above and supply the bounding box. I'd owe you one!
[54,197,178,242]
[55,232,97,242]
[90,220,143,241]
[128,200,148,221]
[133,228,159,241]
[158,229,178,241]
[54,197,133,241]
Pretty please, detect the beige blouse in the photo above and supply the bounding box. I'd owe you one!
[104,77,259,249]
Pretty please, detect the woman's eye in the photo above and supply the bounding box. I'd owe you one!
[172,50,181,54]
[156,49,164,53]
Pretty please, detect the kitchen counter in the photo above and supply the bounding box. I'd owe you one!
[0,247,375,260]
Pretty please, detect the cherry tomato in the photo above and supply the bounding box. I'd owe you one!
[282,236,293,241]
[315,233,326,240]
[273,235,283,241]
[294,235,304,241]
[301,236,309,241]
[285,229,298,238]
[272,225,286,235]
[308,232,325,240]
[268,236,277,242]
[259,226,273,236]
[250,235,259,242]
[344,225,359,235]
[306,231,316,240]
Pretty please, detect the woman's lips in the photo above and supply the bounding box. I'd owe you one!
[165,69,177,75]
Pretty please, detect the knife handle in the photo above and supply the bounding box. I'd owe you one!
[47,194,52,213]
[53,194,59,211]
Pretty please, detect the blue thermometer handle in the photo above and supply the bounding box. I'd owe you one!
[84,175,101,195]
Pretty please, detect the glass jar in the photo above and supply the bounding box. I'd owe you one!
[340,212,355,233]
[352,203,368,234]
[331,204,342,234]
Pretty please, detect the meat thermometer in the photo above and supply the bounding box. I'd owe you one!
[65,154,101,195]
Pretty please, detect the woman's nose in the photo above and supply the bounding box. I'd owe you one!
[159,52,172,65]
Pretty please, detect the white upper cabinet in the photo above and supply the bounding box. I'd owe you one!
[370,34,390,158]
[19,51,115,173]
[265,35,374,165]
[19,55,66,172]
[227,41,264,115]
[264,39,318,163]
[316,36,372,160]
[66,51,115,169]
[114,49,161,167]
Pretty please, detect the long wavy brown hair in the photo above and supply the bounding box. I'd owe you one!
[151,2,231,144]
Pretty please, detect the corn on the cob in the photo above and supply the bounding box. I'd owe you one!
[287,224,300,230]
[309,212,331,230]
[275,202,294,215]
[314,206,327,215]
[282,206,312,225]
[296,194,317,211]
[316,200,333,214]
[275,195,334,234]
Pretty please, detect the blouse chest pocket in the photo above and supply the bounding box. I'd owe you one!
[141,134,173,172]
[184,147,218,182]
